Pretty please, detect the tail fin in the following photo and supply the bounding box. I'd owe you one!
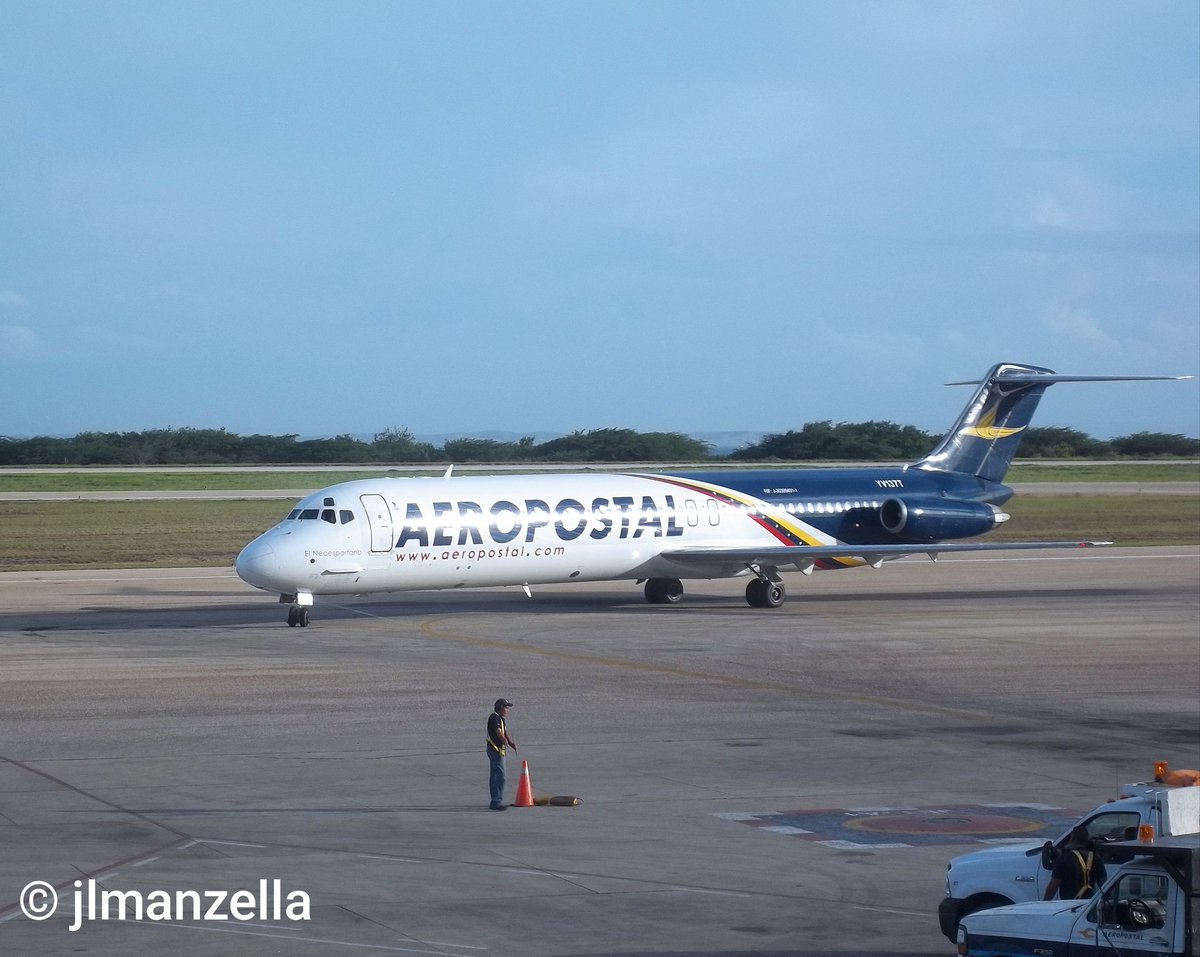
[915,363,1189,482]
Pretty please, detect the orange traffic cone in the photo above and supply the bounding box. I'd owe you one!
[513,760,534,807]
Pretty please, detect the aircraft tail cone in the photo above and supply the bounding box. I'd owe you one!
[513,760,534,808]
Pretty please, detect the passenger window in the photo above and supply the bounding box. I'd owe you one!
[321,509,336,524]
[300,509,319,520]
[339,510,355,524]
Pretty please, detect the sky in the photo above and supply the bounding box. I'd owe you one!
[2,1,1198,442]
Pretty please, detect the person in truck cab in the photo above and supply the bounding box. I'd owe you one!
[1044,826,1107,900]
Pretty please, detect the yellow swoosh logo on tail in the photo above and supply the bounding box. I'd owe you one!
[962,404,1025,441]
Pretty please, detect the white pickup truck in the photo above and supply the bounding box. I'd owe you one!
[939,767,1200,940]
[956,835,1199,956]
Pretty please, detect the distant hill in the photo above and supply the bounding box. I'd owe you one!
[682,432,766,456]
[410,430,564,447]
[408,430,765,457]
[327,430,765,456]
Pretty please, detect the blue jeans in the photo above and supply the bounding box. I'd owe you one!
[488,750,506,806]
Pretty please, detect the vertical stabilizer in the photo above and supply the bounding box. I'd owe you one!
[916,363,1057,482]
[915,363,1190,481]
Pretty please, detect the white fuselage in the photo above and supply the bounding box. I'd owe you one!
[235,472,834,599]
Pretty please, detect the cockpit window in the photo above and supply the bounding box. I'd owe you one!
[324,497,335,507]
[289,505,348,522]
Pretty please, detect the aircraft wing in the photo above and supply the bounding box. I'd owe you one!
[659,539,1112,572]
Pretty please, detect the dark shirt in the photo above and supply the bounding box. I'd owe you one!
[1051,848,1106,899]
[486,713,507,755]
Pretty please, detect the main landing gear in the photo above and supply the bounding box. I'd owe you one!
[644,577,684,604]
[745,578,786,608]
[643,576,787,608]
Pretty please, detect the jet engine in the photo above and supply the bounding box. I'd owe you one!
[878,498,1006,542]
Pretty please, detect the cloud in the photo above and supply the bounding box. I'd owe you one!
[1018,161,1117,233]
[0,291,30,309]
[1046,306,1118,348]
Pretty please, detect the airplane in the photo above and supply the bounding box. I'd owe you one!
[235,362,1190,626]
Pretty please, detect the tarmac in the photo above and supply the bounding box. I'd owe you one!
[1,546,1197,956]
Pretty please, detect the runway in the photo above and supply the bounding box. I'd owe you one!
[1,548,1197,956]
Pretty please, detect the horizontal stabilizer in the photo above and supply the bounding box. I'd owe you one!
[946,373,1192,385]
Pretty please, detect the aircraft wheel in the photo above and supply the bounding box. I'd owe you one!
[645,578,683,604]
[298,607,310,627]
[746,579,786,608]
[287,606,299,627]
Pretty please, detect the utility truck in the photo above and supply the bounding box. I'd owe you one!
[939,763,1200,940]
[955,835,1199,956]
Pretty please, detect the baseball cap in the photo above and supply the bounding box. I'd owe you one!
[494,698,514,710]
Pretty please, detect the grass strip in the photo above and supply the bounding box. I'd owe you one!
[0,500,283,571]
[986,495,1199,547]
[0,470,398,492]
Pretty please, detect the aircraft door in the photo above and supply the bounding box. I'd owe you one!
[360,494,394,552]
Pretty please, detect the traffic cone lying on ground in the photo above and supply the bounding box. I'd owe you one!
[533,795,582,806]
[513,760,534,807]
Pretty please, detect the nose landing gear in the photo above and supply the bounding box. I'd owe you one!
[281,592,314,627]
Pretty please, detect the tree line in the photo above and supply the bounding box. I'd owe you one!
[1,423,1195,466]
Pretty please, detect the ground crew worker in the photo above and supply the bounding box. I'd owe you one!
[1044,826,1106,900]
[486,698,517,810]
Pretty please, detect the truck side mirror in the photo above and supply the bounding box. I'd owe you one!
[1038,840,1054,870]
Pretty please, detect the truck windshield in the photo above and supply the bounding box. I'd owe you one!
[1083,812,1140,844]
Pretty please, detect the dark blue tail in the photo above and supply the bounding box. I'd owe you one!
[914,363,1189,482]
[915,363,1057,482]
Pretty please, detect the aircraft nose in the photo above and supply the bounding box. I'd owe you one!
[236,537,279,589]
